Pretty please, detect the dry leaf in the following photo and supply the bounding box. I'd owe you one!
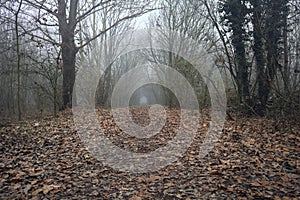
[12,183,21,190]
[137,177,145,183]
[30,180,38,185]
[250,181,261,187]
[32,188,43,196]
[43,184,61,194]
[13,171,26,180]
[129,195,142,200]
[147,175,161,182]
[210,170,223,175]
[164,182,174,188]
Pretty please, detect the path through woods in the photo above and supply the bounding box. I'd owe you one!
[0,108,299,199]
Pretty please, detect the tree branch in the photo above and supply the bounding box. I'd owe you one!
[76,8,157,51]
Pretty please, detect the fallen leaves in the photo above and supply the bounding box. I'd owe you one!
[147,175,161,182]
[11,171,26,181]
[0,108,299,199]
[129,195,142,200]
[31,184,62,196]
[250,181,261,187]
[164,182,175,188]
[42,184,63,194]
[209,170,223,175]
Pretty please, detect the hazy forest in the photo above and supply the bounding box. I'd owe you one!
[0,0,299,199]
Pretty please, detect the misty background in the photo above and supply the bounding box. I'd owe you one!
[0,0,299,119]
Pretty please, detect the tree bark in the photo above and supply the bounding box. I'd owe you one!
[61,39,76,108]
[15,0,23,120]
[251,0,267,115]
[57,0,79,109]
[222,0,250,109]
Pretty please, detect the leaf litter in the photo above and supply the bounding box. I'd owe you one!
[0,107,299,199]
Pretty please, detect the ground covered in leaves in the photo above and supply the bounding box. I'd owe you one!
[0,108,299,199]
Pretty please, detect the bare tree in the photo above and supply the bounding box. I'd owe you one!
[23,0,156,109]
[143,0,216,108]
[15,0,23,120]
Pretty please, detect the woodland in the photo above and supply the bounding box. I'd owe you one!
[0,0,299,199]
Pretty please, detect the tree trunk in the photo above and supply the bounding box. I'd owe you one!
[15,0,23,120]
[261,0,286,115]
[231,6,250,111]
[220,0,250,113]
[61,39,76,108]
[251,0,267,116]
[57,0,79,109]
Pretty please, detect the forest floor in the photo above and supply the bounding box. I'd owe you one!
[0,108,299,199]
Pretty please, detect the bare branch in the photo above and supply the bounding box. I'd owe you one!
[77,8,157,50]
[76,0,113,24]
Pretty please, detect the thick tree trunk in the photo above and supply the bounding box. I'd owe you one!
[232,20,250,110]
[221,0,250,112]
[57,0,79,109]
[252,0,267,116]
[61,39,76,108]
[259,0,285,115]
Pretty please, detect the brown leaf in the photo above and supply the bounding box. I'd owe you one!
[164,182,174,188]
[30,180,38,185]
[44,178,53,183]
[32,188,43,196]
[250,181,261,187]
[43,184,61,194]
[137,177,145,183]
[129,195,142,200]
[12,171,26,180]
[147,175,161,182]
[209,170,223,175]
[12,183,21,189]
[227,187,234,192]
